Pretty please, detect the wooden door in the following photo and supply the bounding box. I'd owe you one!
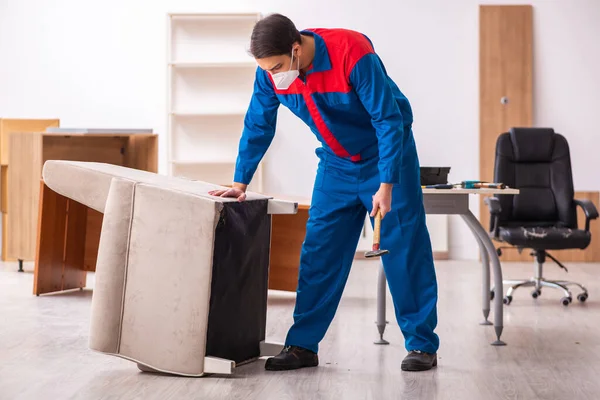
[479,5,533,232]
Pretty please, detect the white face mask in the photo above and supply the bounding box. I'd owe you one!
[271,49,300,90]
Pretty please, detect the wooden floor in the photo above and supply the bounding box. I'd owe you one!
[1,259,600,400]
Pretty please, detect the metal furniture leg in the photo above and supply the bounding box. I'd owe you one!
[374,261,389,345]
[466,224,493,325]
[461,211,506,346]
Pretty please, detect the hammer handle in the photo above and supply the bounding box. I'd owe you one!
[372,210,382,251]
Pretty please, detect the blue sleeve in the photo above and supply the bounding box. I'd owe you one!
[349,53,404,185]
[233,68,280,185]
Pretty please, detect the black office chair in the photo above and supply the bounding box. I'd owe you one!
[485,127,598,306]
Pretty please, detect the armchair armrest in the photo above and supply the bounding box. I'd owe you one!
[484,197,502,238]
[574,199,599,232]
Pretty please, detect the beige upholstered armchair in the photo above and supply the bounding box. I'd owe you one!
[41,160,296,377]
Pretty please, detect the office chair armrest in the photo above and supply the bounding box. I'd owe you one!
[485,197,502,214]
[484,197,502,238]
[574,199,599,232]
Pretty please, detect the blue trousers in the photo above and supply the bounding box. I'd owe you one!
[284,142,440,354]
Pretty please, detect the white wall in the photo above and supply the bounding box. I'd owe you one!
[1,0,599,259]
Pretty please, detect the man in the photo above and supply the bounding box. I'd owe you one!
[208,13,439,372]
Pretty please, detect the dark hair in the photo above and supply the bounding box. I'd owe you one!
[249,13,301,59]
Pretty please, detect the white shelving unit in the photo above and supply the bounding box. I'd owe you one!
[167,12,263,191]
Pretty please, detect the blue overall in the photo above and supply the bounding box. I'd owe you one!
[234,28,439,354]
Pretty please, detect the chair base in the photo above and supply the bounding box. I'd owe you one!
[499,278,589,306]
[494,249,589,306]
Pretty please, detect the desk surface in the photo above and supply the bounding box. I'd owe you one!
[268,188,519,207]
[422,188,519,195]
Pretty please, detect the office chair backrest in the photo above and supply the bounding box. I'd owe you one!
[492,127,577,228]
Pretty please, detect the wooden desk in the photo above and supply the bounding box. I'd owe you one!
[375,188,519,347]
[268,196,311,292]
[0,118,60,261]
[10,131,157,272]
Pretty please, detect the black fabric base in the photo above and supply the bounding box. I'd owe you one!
[205,199,271,364]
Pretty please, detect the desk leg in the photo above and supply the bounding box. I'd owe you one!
[374,262,389,345]
[470,229,493,326]
[461,211,506,346]
[34,183,87,296]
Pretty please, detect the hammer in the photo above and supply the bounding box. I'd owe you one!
[365,210,389,258]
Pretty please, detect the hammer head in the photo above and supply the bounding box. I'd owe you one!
[364,249,389,258]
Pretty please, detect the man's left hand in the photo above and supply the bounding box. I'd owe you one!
[371,183,393,219]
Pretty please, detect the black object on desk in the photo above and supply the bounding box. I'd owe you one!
[420,167,451,186]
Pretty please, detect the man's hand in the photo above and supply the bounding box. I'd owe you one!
[208,183,248,202]
[371,183,393,218]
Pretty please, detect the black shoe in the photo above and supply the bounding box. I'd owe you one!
[401,350,438,371]
[264,346,319,371]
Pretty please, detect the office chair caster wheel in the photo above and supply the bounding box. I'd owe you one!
[577,293,588,302]
[503,295,512,305]
[531,289,541,299]
[490,290,495,301]
[561,297,572,306]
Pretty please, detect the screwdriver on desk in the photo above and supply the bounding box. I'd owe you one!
[474,182,506,189]
[460,180,506,189]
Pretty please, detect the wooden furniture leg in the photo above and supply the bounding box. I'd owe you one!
[34,181,88,295]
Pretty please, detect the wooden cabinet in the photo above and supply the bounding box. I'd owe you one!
[0,118,60,261]
[8,131,158,270]
[0,119,60,165]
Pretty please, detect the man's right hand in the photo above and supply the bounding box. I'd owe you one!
[208,183,247,202]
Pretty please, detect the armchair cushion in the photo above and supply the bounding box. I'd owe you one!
[498,226,591,250]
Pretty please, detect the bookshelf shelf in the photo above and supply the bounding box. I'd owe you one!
[169,61,257,68]
[166,12,263,191]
